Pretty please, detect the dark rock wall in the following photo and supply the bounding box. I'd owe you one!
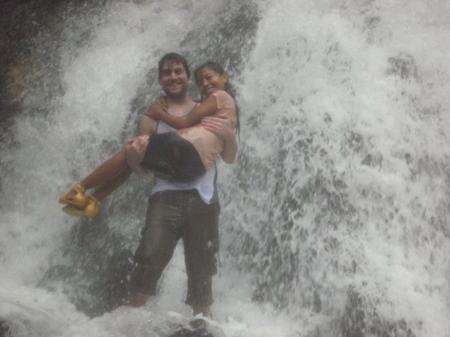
[0,0,107,139]
[1,0,62,123]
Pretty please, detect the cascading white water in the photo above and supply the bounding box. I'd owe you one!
[220,1,450,336]
[0,0,449,336]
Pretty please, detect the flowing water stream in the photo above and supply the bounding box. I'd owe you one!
[0,1,449,336]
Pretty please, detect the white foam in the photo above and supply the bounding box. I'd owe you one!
[1,0,449,336]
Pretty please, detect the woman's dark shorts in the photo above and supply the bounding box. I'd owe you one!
[141,132,205,183]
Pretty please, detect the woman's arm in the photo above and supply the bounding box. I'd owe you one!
[149,94,218,129]
[201,116,238,163]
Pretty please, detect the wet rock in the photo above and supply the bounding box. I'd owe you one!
[1,0,62,122]
[339,288,416,337]
[169,319,225,337]
[0,320,12,337]
[387,53,418,80]
[0,0,106,132]
[170,327,214,337]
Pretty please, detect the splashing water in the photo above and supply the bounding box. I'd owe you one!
[222,1,450,336]
[1,0,449,336]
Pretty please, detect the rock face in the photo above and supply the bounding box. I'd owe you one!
[169,318,226,337]
[0,0,105,131]
[1,0,62,124]
[0,320,11,337]
[338,289,416,337]
[170,328,214,337]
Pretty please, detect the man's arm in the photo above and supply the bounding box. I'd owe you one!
[149,95,218,129]
[126,111,158,176]
[201,116,238,164]
[138,114,157,136]
[221,130,238,163]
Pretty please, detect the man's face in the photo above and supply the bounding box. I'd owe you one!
[159,61,189,99]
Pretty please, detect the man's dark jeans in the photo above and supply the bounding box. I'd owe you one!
[128,189,219,307]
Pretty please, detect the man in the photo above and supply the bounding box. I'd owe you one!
[127,53,237,318]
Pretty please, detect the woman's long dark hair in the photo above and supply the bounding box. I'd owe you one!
[194,61,240,134]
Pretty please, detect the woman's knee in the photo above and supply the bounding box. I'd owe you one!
[125,139,147,167]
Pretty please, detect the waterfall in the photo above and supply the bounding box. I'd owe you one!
[221,1,450,336]
[0,0,449,336]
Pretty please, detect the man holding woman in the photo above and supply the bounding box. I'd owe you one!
[126,53,238,318]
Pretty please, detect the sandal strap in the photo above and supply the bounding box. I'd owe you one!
[73,183,85,193]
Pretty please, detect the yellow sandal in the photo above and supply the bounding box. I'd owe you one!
[59,183,87,209]
[84,196,101,218]
[62,195,101,218]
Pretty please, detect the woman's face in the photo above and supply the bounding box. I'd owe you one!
[196,68,228,96]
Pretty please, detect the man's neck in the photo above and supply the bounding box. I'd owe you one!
[165,94,193,107]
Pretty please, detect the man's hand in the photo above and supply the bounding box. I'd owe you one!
[201,115,234,142]
[126,135,149,163]
[125,135,150,176]
[201,115,238,163]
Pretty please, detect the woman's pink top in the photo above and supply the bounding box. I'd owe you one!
[178,90,237,170]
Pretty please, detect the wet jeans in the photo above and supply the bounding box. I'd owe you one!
[128,189,219,307]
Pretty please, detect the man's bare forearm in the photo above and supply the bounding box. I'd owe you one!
[130,115,157,175]
[139,115,157,136]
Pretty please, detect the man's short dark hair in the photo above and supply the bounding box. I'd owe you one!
[158,53,190,79]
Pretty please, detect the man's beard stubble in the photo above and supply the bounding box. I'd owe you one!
[163,84,188,101]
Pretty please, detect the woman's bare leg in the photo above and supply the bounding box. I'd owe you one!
[81,134,149,201]
[91,167,132,201]
[60,136,149,209]
[80,149,128,190]
[60,149,129,206]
